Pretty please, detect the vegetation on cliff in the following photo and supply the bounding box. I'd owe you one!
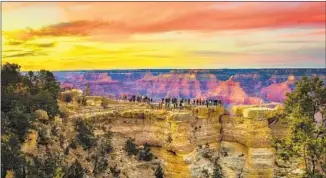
[125,137,139,156]
[155,164,164,178]
[273,76,326,177]
[1,63,114,178]
[139,143,154,161]
[1,63,60,177]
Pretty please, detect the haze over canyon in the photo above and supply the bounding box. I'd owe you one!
[55,69,326,107]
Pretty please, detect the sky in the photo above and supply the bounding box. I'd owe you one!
[1,2,326,71]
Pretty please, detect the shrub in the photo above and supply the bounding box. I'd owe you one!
[53,167,64,178]
[101,98,109,109]
[155,164,164,178]
[124,137,138,156]
[109,165,120,178]
[97,133,113,155]
[65,95,72,103]
[70,139,78,149]
[77,96,87,106]
[166,134,173,143]
[66,161,85,178]
[212,163,223,178]
[76,120,97,150]
[5,170,15,178]
[35,109,49,121]
[38,126,51,145]
[93,155,109,175]
[58,103,69,118]
[139,143,153,161]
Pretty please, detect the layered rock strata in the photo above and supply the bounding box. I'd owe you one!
[81,105,277,178]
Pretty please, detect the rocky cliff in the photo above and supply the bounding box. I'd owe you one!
[77,103,281,178]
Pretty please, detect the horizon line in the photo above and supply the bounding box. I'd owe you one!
[20,67,326,72]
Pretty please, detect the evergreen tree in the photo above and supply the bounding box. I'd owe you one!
[155,164,164,178]
[85,84,91,96]
[1,63,64,177]
[124,137,138,156]
[212,164,223,178]
[139,143,153,161]
[66,161,85,178]
[76,120,97,150]
[274,76,326,177]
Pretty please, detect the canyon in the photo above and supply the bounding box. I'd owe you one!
[69,99,290,178]
[55,69,326,106]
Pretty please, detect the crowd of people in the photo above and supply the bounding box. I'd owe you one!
[122,94,223,109]
[126,95,154,104]
[160,98,223,109]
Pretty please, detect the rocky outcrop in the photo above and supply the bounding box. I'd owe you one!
[81,104,278,178]
[221,105,281,178]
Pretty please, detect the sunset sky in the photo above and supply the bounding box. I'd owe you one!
[2,2,326,71]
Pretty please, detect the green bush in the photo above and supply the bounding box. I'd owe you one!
[124,137,138,156]
[35,109,49,121]
[101,98,109,109]
[64,93,73,103]
[212,163,223,178]
[66,161,85,178]
[139,143,153,161]
[93,155,109,175]
[76,120,97,150]
[155,164,164,178]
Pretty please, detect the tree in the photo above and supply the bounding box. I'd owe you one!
[155,164,164,178]
[64,94,73,103]
[124,137,138,156]
[76,120,97,150]
[32,90,59,118]
[1,63,62,177]
[38,70,60,100]
[93,133,112,175]
[35,109,49,121]
[1,134,27,178]
[212,163,223,178]
[93,155,109,175]
[66,161,85,178]
[274,76,326,177]
[1,63,22,87]
[54,167,65,178]
[101,98,109,109]
[139,143,153,161]
[85,84,91,96]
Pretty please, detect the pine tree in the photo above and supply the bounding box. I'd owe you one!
[139,143,153,161]
[155,164,164,178]
[124,138,138,156]
[85,84,91,96]
[274,76,326,177]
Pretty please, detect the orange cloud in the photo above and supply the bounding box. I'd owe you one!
[6,2,325,39]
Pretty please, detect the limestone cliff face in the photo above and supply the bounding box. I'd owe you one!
[221,106,279,178]
[85,106,223,177]
[84,105,277,178]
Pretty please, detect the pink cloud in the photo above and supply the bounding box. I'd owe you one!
[7,2,325,38]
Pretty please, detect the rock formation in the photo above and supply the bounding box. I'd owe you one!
[75,102,282,178]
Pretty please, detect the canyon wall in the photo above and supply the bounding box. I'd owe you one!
[81,105,279,178]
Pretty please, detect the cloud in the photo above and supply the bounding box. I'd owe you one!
[135,54,170,58]
[27,42,57,48]
[282,29,326,38]
[191,46,326,59]
[8,2,325,39]
[143,2,325,32]
[7,40,25,45]
[275,40,318,44]
[2,51,38,58]
[34,20,105,36]
[191,50,250,56]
